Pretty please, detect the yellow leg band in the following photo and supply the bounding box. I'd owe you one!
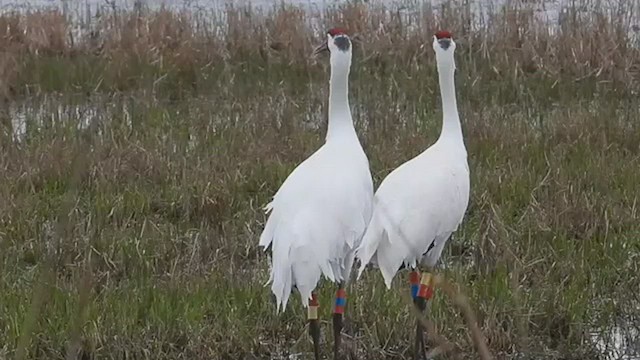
[420,273,432,286]
[307,306,318,320]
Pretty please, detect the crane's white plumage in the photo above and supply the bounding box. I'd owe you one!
[260,33,373,311]
[356,33,469,288]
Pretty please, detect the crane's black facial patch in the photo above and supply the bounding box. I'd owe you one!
[333,36,351,51]
[438,38,451,50]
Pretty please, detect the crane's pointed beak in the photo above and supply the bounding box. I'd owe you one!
[312,42,329,57]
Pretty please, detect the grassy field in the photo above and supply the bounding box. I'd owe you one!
[0,1,639,359]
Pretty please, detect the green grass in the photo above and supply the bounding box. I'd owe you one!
[1,2,640,359]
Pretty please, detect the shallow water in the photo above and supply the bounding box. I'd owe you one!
[591,314,640,360]
[2,1,640,359]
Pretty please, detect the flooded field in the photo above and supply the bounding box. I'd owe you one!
[0,1,639,359]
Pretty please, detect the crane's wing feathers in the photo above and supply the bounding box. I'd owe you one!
[356,149,469,288]
[260,144,373,310]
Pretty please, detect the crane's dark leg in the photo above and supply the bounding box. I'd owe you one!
[333,283,346,359]
[410,270,425,360]
[308,292,321,360]
[413,271,435,360]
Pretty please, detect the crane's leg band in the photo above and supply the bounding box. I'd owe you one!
[417,272,434,300]
[308,292,320,319]
[334,288,346,315]
[308,292,321,360]
[410,271,420,299]
[414,272,432,360]
[333,287,346,359]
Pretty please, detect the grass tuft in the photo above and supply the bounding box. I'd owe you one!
[0,1,639,359]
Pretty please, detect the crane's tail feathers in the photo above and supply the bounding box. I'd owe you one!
[264,207,363,313]
[259,211,278,248]
[380,267,395,289]
[355,218,386,280]
[376,237,406,289]
[355,246,374,280]
[320,261,338,283]
[356,262,366,281]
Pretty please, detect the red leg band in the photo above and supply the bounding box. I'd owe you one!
[334,288,346,314]
[410,271,420,285]
[417,273,435,300]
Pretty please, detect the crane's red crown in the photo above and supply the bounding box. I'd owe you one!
[328,27,348,37]
[435,30,453,39]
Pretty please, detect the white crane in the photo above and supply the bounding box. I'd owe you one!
[259,28,373,360]
[355,30,469,360]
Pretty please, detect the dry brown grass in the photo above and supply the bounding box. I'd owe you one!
[0,1,639,359]
[0,1,637,98]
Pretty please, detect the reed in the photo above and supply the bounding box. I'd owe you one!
[0,1,638,359]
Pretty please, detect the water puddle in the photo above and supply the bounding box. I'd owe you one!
[9,96,107,141]
[591,310,640,360]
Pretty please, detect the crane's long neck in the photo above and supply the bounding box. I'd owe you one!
[437,61,463,143]
[326,56,356,141]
